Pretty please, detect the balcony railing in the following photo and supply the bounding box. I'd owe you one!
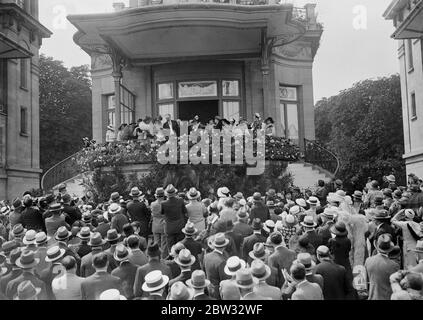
[304,139,340,177]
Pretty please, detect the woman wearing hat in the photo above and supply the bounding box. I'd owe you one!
[392,209,423,269]
[186,188,207,232]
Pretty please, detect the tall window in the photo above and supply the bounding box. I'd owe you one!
[157,82,175,120]
[0,60,6,114]
[222,80,240,121]
[20,58,28,89]
[280,86,300,143]
[407,39,414,71]
[104,86,135,129]
[411,92,417,119]
[20,106,28,135]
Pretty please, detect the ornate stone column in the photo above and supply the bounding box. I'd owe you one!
[109,47,127,137]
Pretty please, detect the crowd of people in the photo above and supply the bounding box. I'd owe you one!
[106,113,276,143]
[0,172,422,300]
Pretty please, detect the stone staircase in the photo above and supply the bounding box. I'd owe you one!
[287,162,333,192]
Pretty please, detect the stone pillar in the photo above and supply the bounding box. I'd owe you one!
[109,47,126,138]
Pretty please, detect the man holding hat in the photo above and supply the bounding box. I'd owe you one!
[142,270,169,300]
[6,250,47,300]
[161,184,188,248]
[133,243,172,299]
[111,244,138,300]
[127,187,151,239]
[365,234,400,300]
[151,187,168,259]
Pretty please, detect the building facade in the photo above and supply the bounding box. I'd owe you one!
[69,1,322,151]
[0,0,51,200]
[384,0,423,177]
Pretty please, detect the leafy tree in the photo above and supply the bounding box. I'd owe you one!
[315,74,405,189]
[39,55,92,171]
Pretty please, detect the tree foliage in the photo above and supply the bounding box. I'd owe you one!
[315,74,405,189]
[39,55,92,171]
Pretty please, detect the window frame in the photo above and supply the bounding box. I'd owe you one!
[411,91,417,120]
[20,58,29,91]
[280,85,300,142]
[20,106,28,136]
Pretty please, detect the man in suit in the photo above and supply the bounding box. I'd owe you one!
[204,233,230,299]
[365,234,400,300]
[39,246,67,300]
[54,227,81,275]
[94,215,110,239]
[141,270,169,300]
[103,229,120,271]
[0,249,22,295]
[127,187,151,239]
[80,232,114,277]
[133,243,172,298]
[62,194,82,226]
[236,268,269,300]
[168,249,194,288]
[251,259,281,300]
[249,193,270,224]
[52,256,83,300]
[242,219,267,262]
[109,204,129,235]
[6,250,48,300]
[165,243,186,279]
[315,245,355,300]
[187,270,215,300]
[301,216,323,253]
[73,227,92,259]
[225,220,243,257]
[111,244,138,300]
[268,232,296,286]
[161,185,187,248]
[317,208,336,246]
[81,252,122,300]
[127,235,148,267]
[249,243,281,288]
[290,263,324,300]
[163,114,180,137]
[34,232,51,277]
[233,209,253,238]
[180,222,203,271]
[44,204,70,238]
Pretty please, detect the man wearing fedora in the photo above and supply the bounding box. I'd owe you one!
[81,252,122,300]
[220,256,245,300]
[62,194,82,226]
[74,227,92,259]
[6,250,48,300]
[328,222,353,285]
[187,269,214,300]
[161,185,188,248]
[94,215,111,239]
[365,234,400,300]
[40,246,66,299]
[250,259,281,300]
[45,204,69,238]
[317,208,337,246]
[235,268,268,300]
[34,232,51,277]
[233,209,253,238]
[249,193,270,225]
[133,243,172,298]
[268,232,296,287]
[111,244,138,300]
[204,233,230,299]
[80,232,111,277]
[241,218,266,262]
[289,263,323,300]
[180,222,202,271]
[142,270,169,300]
[54,226,81,275]
[186,188,207,232]
[52,256,83,300]
[0,248,21,295]
[168,249,195,288]
[127,187,151,239]
[166,243,186,279]
[300,216,323,253]
[104,229,121,268]
[368,209,398,255]
[225,220,243,258]
[314,246,355,300]
[109,203,129,235]
[151,187,168,259]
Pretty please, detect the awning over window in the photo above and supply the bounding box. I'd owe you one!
[0,33,33,59]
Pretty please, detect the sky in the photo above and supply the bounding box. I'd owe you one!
[38,0,399,102]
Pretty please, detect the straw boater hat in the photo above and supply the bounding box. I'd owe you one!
[142,270,169,293]
[23,230,37,246]
[284,214,297,228]
[106,229,121,242]
[182,222,198,237]
[385,175,396,183]
[114,244,130,262]
[45,246,66,263]
[336,190,347,198]
[100,289,127,301]
[88,232,106,247]
[296,199,307,208]
[49,203,62,215]
[373,209,391,221]
[250,259,272,281]
[352,191,363,201]
[35,232,51,246]
[187,188,201,200]
[155,188,165,198]
[168,282,194,300]
[217,187,230,198]
[1,241,18,256]
[175,249,195,267]
[54,227,72,242]
[249,242,269,261]
[130,187,142,198]
[165,184,178,197]
[375,234,395,254]
[253,192,262,202]
[14,281,41,300]
[301,216,317,229]
[108,203,121,215]
[12,224,26,238]
[263,220,276,233]
[77,227,92,240]
[330,222,348,237]
[16,250,39,269]
[186,270,210,289]
[294,253,316,275]
[235,269,259,289]
[224,256,246,276]
[307,196,320,206]
[322,208,337,220]
[327,193,344,204]
[289,206,301,216]
[212,233,229,248]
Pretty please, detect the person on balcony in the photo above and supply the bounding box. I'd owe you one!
[117,124,127,142]
[163,114,180,137]
[106,125,115,143]
[265,117,276,137]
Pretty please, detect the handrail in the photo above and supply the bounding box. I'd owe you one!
[41,151,84,192]
[303,138,340,177]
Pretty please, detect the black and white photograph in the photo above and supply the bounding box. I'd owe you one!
[0,0,422,306]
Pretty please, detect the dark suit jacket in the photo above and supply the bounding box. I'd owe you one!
[180,237,202,271]
[302,230,323,254]
[0,269,22,295]
[314,260,354,300]
[165,260,181,279]
[63,204,82,226]
[233,222,253,238]
[81,271,122,300]
[94,223,111,239]
[194,293,215,300]
[80,249,115,278]
[242,233,267,262]
[168,270,192,289]
[268,246,296,285]
[6,271,48,300]
[133,259,172,298]
[127,200,151,237]
[249,203,270,224]
[163,120,180,137]
[161,197,187,235]
[226,231,243,257]
[328,236,352,272]
[204,251,228,288]
[317,221,335,246]
[111,261,138,299]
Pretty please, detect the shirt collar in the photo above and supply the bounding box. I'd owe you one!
[214,249,224,255]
